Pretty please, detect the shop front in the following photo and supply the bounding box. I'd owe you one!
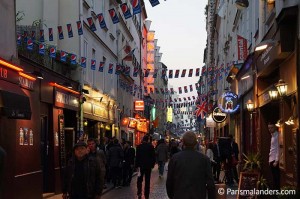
[82,88,116,143]
[255,16,298,187]
[0,58,39,198]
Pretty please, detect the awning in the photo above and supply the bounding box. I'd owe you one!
[0,80,32,120]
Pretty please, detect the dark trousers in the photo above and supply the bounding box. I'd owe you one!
[137,168,152,199]
[232,165,239,183]
[213,160,221,181]
[122,164,133,185]
[269,161,280,190]
[110,166,122,187]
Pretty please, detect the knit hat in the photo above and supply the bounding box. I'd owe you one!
[73,141,87,150]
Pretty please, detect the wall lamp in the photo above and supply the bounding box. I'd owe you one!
[31,71,44,79]
[254,39,278,52]
[275,79,288,97]
[268,89,279,100]
[246,99,254,112]
[275,119,283,127]
[235,0,249,10]
[285,116,294,125]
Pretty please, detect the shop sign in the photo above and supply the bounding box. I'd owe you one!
[137,120,148,133]
[218,91,240,114]
[167,107,173,122]
[134,100,144,111]
[55,91,79,108]
[19,76,34,90]
[212,107,227,123]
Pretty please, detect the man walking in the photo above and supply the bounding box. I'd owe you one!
[122,141,135,186]
[87,138,106,193]
[166,131,215,199]
[135,135,156,199]
[156,138,168,178]
[268,123,280,190]
[62,141,103,199]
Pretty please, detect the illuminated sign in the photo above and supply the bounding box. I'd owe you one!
[218,91,240,114]
[136,120,148,133]
[167,107,173,122]
[212,107,227,123]
[128,118,138,128]
[134,100,144,111]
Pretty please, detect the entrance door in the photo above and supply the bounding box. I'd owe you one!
[40,115,50,193]
[64,127,75,163]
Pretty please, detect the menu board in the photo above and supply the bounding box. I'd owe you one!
[237,172,259,199]
[58,115,66,168]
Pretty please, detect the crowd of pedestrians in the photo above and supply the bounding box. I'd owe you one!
[61,132,239,199]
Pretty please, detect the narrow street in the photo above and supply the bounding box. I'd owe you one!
[101,165,237,199]
[101,165,168,199]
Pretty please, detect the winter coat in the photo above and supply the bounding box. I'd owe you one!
[63,155,103,198]
[166,149,216,199]
[135,142,156,169]
[107,144,124,167]
[156,143,169,162]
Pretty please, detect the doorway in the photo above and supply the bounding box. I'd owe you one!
[40,115,51,193]
[64,127,75,163]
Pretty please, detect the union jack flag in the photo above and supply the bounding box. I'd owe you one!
[194,98,207,120]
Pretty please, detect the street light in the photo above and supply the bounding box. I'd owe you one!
[246,99,254,112]
[268,89,279,100]
[246,99,254,146]
[254,39,278,52]
[275,79,288,97]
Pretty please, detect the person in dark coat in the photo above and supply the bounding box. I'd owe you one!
[87,138,106,193]
[166,131,215,199]
[107,139,124,188]
[212,137,221,182]
[135,135,156,199]
[156,139,168,177]
[229,134,239,184]
[122,141,135,186]
[62,141,103,199]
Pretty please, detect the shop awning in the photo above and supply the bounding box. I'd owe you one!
[0,80,32,120]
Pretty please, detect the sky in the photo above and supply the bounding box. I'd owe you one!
[144,0,207,98]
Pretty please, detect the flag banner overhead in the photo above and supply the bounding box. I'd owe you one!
[175,69,180,78]
[108,63,114,74]
[39,29,44,42]
[144,69,150,77]
[91,59,96,70]
[123,49,135,61]
[70,54,77,65]
[58,26,64,40]
[87,17,97,31]
[76,21,83,35]
[188,69,193,77]
[132,0,141,15]
[67,24,73,38]
[133,67,139,77]
[48,28,53,41]
[109,8,120,24]
[98,62,105,72]
[121,3,132,19]
[149,0,160,7]
[181,69,186,77]
[169,70,173,78]
[97,14,107,29]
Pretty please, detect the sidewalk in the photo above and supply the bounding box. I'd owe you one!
[45,173,138,199]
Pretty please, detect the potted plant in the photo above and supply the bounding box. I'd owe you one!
[242,152,261,172]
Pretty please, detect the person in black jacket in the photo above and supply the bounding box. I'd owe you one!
[62,141,103,199]
[166,131,215,199]
[107,139,124,188]
[135,135,156,199]
[122,141,135,186]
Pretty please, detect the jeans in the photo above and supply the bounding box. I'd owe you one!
[158,161,165,176]
[137,168,152,199]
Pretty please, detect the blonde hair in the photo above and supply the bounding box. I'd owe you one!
[182,131,197,148]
